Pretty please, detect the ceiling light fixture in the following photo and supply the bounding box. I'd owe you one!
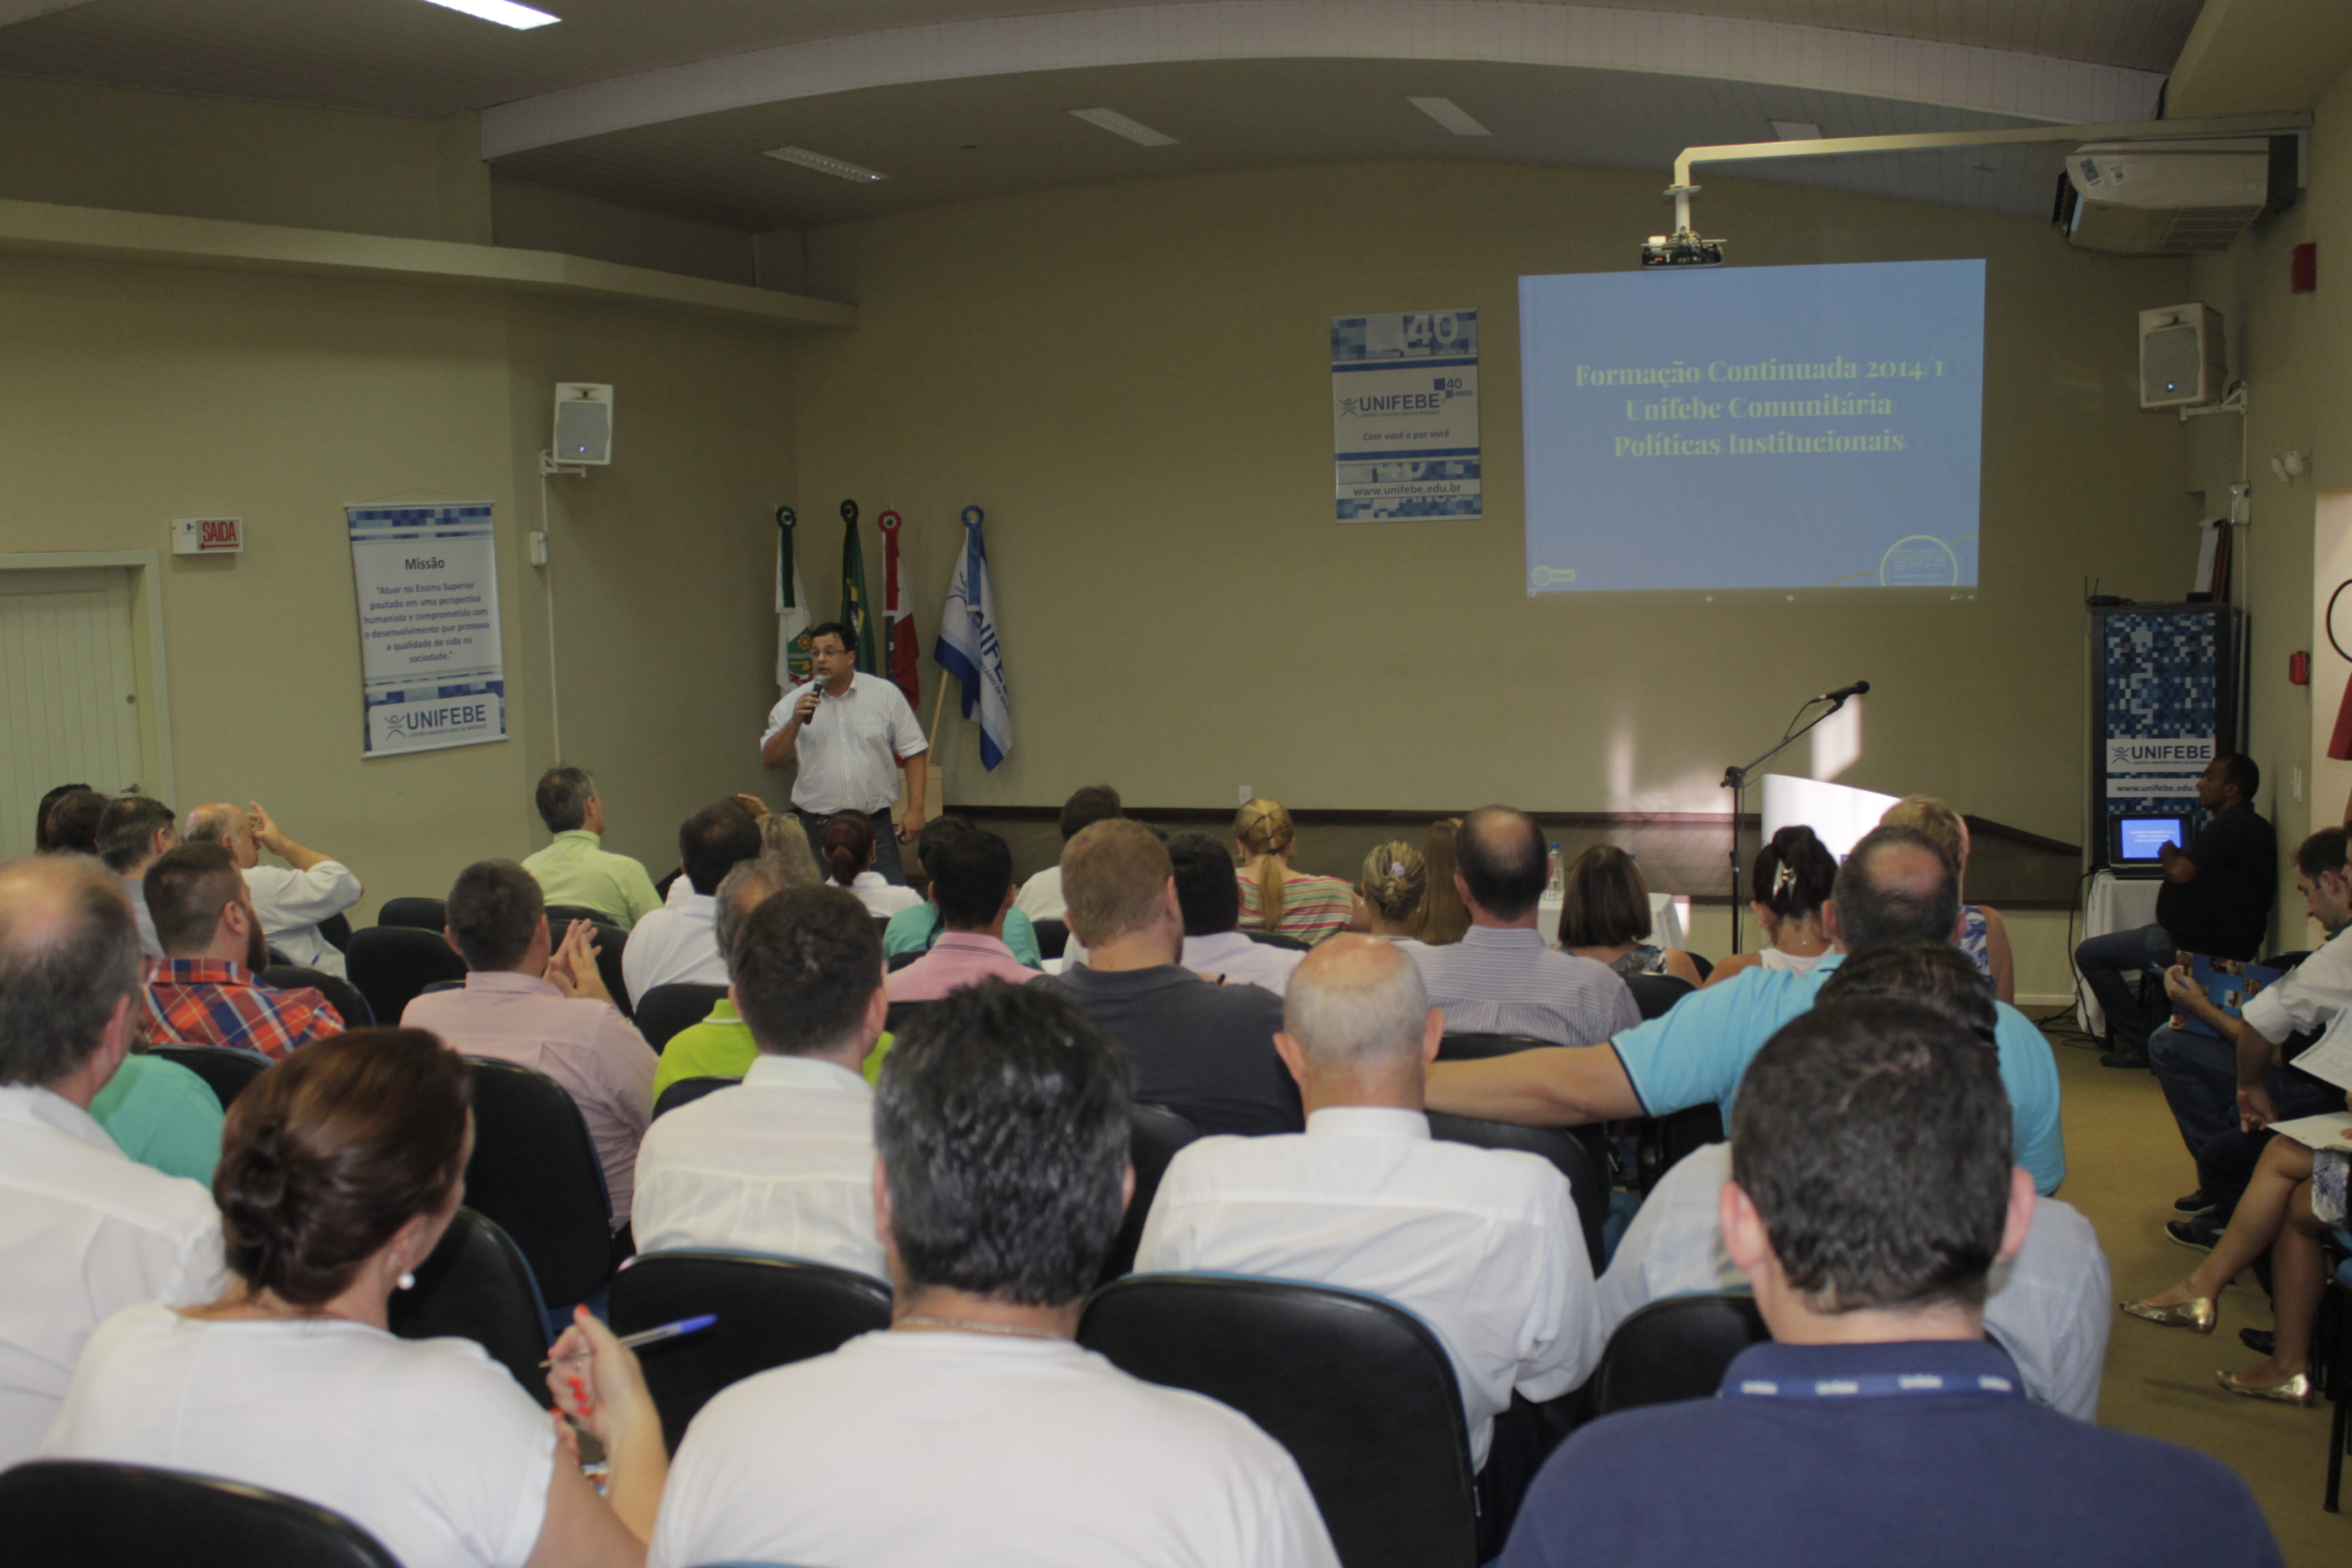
[1769,120,1823,141]
[761,145,888,182]
[415,0,560,30]
[1407,96,1491,137]
[1069,108,1178,147]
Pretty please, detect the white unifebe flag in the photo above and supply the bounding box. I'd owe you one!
[776,505,812,692]
[934,505,1011,769]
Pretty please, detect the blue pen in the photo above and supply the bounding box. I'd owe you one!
[541,1313,716,1366]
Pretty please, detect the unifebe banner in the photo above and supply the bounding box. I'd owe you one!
[1331,309,1480,522]
[347,504,507,756]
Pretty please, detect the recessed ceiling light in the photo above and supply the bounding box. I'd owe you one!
[1770,119,1823,141]
[1069,108,1178,147]
[761,145,888,182]
[1406,96,1491,137]
[415,0,559,30]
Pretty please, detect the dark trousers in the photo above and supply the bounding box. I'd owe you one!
[796,808,905,885]
[2148,1022,2344,1216]
[2074,922,2180,1053]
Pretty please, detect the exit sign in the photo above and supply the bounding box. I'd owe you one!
[173,516,244,554]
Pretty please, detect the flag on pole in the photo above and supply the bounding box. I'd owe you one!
[775,505,812,691]
[934,504,1012,770]
[837,499,880,675]
[877,509,921,708]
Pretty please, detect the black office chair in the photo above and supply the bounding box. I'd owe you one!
[1624,972,1694,1021]
[884,999,935,1036]
[1081,1276,1478,1568]
[611,1251,892,1452]
[543,903,611,930]
[652,1076,739,1121]
[387,1206,550,1404]
[0,1461,401,1568]
[1427,1113,1609,1266]
[317,913,353,954]
[1583,1292,1770,1418]
[1635,1104,1725,1190]
[375,896,445,930]
[1099,1102,1206,1282]
[151,1043,270,1109]
[1436,1032,1553,1062]
[1246,929,1312,951]
[346,925,465,1028]
[260,965,373,1029]
[571,921,631,1018]
[634,982,729,1051]
[462,1057,616,1311]
[886,950,922,972]
[1031,917,1070,960]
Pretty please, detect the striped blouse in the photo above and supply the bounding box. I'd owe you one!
[1237,873,1357,945]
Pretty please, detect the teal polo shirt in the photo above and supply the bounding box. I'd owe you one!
[1611,951,2066,1194]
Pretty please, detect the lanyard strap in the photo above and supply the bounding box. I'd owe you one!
[1730,1370,2018,1400]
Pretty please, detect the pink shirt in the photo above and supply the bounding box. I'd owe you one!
[402,971,656,1227]
[885,933,1037,1002]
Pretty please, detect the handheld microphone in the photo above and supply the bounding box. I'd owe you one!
[1816,680,1870,704]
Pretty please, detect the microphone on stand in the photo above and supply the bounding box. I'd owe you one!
[1815,680,1870,704]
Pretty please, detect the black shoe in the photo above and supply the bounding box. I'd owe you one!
[2101,1045,2151,1068]
[2241,1327,2277,1356]
[2166,1216,2223,1253]
[2174,1190,2216,1215]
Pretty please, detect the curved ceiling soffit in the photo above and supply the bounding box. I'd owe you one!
[480,0,2167,160]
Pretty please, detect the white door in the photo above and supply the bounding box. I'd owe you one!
[0,567,146,859]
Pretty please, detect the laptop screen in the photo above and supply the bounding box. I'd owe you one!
[2112,814,2190,864]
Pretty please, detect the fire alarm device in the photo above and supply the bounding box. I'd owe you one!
[2291,650,2312,686]
[173,517,244,554]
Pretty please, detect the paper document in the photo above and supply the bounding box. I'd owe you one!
[2287,1011,2352,1091]
[2262,1111,2352,1150]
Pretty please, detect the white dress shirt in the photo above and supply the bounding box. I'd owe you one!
[1595,1143,2113,1420]
[650,1330,1339,1568]
[1135,1105,1600,1468]
[760,671,928,816]
[1182,930,1307,996]
[244,861,363,978]
[622,891,728,1000]
[630,1053,885,1280]
[846,870,923,918]
[0,1085,225,1467]
[2240,922,2352,1044]
[1013,864,1067,921]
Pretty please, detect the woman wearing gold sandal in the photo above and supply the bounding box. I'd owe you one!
[2119,1091,2352,1406]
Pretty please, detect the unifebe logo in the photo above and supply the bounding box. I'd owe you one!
[2106,737,2213,771]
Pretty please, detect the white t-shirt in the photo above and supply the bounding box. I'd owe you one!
[1755,946,1827,976]
[45,1304,556,1568]
[1013,864,1068,922]
[845,870,923,918]
[621,892,728,999]
[650,1330,1339,1568]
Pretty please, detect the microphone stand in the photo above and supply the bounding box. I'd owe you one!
[1722,693,1849,955]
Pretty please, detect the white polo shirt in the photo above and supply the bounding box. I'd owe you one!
[0,1085,225,1467]
[1595,1142,2113,1421]
[621,891,727,1000]
[649,1330,1338,1568]
[1182,931,1306,996]
[1134,1104,1600,1469]
[244,861,363,978]
[760,672,928,817]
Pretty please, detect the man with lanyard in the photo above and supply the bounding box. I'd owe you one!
[1499,999,2283,1568]
[759,621,928,885]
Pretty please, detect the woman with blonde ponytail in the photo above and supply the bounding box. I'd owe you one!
[1232,799,1355,945]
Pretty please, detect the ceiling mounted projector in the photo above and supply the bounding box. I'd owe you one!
[2054,137,2296,255]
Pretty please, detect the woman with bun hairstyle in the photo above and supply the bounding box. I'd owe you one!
[45,1030,665,1568]
[1879,795,2015,1004]
[1355,841,1431,960]
[1698,825,1837,989]
[1233,798,1354,945]
[820,809,921,918]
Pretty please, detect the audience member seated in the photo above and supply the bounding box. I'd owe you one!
[1558,845,1702,986]
[1415,807,1639,1048]
[1354,840,1430,961]
[622,800,763,1000]
[1596,943,2110,1420]
[1171,831,1305,995]
[1500,999,2280,1568]
[883,817,1045,967]
[404,860,654,1229]
[96,792,178,959]
[2152,826,2352,1243]
[1032,820,1299,1136]
[649,856,803,1099]
[734,794,826,888]
[1880,796,2013,1002]
[1425,825,2067,1194]
[521,764,665,930]
[85,1045,225,1183]
[648,983,1338,1568]
[1698,824,1836,988]
[2120,1087,2352,1406]
[887,824,1036,1002]
[0,854,225,1467]
[141,843,343,1060]
[1234,798,1354,945]
[1012,782,1123,922]
[821,809,923,917]
[1414,817,1471,945]
[634,886,889,1277]
[1137,935,1598,1473]
[36,785,105,856]
[183,801,362,978]
[44,1030,663,1567]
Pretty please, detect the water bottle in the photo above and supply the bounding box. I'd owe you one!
[1548,841,1563,895]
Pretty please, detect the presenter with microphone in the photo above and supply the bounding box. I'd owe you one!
[759,621,928,885]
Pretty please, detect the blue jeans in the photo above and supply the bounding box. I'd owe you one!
[2074,922,2180,1053]
[2148,1023,2345,1216]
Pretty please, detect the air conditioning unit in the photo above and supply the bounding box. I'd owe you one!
[2052,137,2295,255]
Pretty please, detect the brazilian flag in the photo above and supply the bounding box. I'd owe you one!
[838,500,881,674]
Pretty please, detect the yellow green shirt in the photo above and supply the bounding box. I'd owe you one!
[521,830,663,930]
[652,997,891,1099]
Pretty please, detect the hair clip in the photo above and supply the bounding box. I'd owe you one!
[1389,861,1407,878]
[1773,863,1796,894]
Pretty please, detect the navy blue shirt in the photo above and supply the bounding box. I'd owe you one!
[1503,1339,2282,1568]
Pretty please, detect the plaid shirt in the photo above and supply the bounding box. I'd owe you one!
[143,959,344,1061]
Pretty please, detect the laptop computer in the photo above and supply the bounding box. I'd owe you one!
[2108,812,2191,877]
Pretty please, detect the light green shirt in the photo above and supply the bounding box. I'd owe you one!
[89,1053,225,1183]
[522,830,663,931]
[652,998,891,1099]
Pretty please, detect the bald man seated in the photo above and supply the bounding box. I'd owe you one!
[1425,825,2067,1194]
[184,802,361,978]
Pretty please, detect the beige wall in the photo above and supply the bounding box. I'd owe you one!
[794,161,2195,842]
